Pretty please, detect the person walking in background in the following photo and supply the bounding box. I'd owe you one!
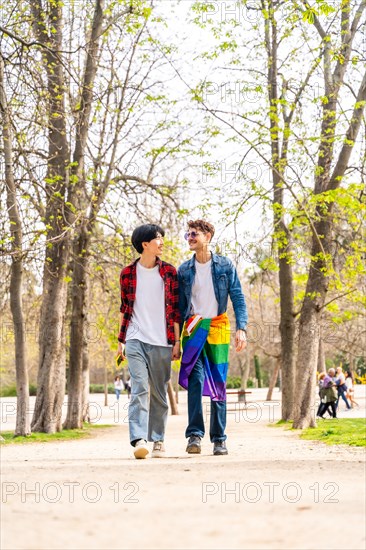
[114,376,124,401]
[124,375,132,399]
[316,372,327,418]
[317,368,338,419]
[345,370,359,408]
[178,219,248,456]
[335,366,351,411]
[117,224,180,459]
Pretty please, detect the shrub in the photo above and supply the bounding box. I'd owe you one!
[226,376,241,389]
[0,384,38,397]
[89,384,115,394]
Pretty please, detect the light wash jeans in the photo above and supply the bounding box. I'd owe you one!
[125,339,171,446]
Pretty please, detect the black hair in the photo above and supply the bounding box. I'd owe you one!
[131,224,165,254]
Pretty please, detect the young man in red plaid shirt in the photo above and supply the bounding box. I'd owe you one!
[117,224,180,459]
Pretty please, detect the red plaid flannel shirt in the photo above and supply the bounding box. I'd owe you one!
[118,258,180,345]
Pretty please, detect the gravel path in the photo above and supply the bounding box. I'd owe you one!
[1,388,365,550]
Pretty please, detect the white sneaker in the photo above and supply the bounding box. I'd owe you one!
[151,441,165,458]
[133,439,149,459]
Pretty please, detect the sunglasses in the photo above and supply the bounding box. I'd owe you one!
[184,231,201,240]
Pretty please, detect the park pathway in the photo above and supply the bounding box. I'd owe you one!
[1,390,365,550]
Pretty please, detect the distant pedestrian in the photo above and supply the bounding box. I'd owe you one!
[114,376,124,401]
[316,372,327,418]
[335,367,351,411]
[317,368,338,419]
[345,371,359,408]
[124,376,132,399]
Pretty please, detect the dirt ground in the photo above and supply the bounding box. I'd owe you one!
[1,387,365,550]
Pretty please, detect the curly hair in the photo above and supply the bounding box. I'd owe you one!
[187,219,215,239]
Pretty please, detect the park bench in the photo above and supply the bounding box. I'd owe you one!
[226,389,252,406]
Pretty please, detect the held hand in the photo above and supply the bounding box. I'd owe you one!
[172,342,181,361]
[235,329,247,353]
[117,341,126,361]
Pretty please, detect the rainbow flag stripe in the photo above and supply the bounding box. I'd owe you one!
[179,312,230,401]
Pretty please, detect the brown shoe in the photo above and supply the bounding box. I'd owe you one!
[186,435,201,454]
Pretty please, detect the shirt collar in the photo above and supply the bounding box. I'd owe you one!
[190,252,217,266]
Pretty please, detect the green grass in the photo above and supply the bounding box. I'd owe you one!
[272,418,366,447]
[0,423,115,445]
[300,418,366,447]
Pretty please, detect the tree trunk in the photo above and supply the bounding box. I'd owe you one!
[63,227,90,429]
[293,225,330,429]
[254,355,262,388]
[266,357,280,401]
[292,299,320,429]
[279,257,296,419]
[32,280,68,433]
[317,334,326,374]
[30,3,71,433]
[0,53,30,436]
[239,349,250,400]
[292,5,366,428]
[264,3,296,420]
[64,0,105,428]
[167,380,178,415]
[82,329,90,423]
[104,365,109,407]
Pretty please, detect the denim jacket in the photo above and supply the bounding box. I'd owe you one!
[177,253,248,331]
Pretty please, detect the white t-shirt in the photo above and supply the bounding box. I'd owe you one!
[345,377,353,390]
[191,259,218,319]
[114,380,123,390]
[126,262,169,346]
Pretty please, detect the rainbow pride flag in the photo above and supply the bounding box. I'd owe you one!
[179,312,230,401]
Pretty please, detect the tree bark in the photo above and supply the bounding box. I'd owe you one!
[30,1,70,433]
[239,348,250,394]
[0,53,30,436]
[254,355,262,388]
[63,227,90,428]
[104,365,109,407]
[317,333,326,374]
[278,256,296,419]
[292,258,325,428]
[264,0,296,420]
[64,0,105,429]
[266,357,280,401]
[82,324,90,424]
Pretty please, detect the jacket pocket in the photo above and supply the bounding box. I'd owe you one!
[218,274,228,289]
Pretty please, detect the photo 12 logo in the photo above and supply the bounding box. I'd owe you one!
[202,481,340,504]
[198,1,261,24]
[1,481,140,504]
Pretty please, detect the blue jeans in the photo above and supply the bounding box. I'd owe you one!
[336,388,351,410]
[115,389,121,400]
[125,339,171,445]
[186,353,227,442]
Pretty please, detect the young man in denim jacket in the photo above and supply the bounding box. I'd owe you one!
[178,220,248,455]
